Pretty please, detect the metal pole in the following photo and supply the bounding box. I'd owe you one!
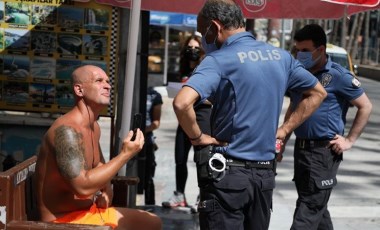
[377,12,380,65]
[377,38,379,64]
[163,24,169,85]
[341,7,347,48]
[281,19,285,49]
[118,0,141,176]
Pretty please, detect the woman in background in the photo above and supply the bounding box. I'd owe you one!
[162,34,211,212]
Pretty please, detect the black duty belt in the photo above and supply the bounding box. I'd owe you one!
[296,138,331,149]
[225,158,274,169]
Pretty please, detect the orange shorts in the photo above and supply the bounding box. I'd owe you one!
[53,204,118,229]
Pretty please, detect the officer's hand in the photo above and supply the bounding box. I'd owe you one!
[276,152,283,162]
[190,133,227,147]
[328,134,353,155]
[276,126,288,141]
[275,139,285,162]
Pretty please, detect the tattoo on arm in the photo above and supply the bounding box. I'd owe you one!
[54,126,86,179]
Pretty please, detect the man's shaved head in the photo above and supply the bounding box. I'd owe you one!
[71,65,104,84]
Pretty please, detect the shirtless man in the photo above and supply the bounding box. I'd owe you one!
[34,65,162,229]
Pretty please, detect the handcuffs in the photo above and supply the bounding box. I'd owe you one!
[209,153,226,172]
[208,153,226,181]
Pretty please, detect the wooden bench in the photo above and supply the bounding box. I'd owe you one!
[0,155,139,230]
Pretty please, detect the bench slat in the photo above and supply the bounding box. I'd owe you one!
[7,220,112,230]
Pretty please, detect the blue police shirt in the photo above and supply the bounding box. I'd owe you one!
[290,57,364,139]
[186,32,318,161]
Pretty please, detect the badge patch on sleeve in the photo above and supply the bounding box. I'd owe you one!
[320,73,332,87]
[352,78,361,88]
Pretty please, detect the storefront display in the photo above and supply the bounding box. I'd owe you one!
[148,11,197,83]
[0,0,118,116]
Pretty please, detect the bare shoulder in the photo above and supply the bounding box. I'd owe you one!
[52,115,83,144]
[50,110,84,135]
[45,113,86,179]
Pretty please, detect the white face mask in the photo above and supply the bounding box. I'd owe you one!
[201,23,218,54]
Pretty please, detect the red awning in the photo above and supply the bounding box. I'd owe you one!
[92,0,379,19]
[96,0,204,15]
[238,0,380,19]
[322,0,380,7]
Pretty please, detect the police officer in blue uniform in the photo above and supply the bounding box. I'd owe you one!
[173,1,327,229]
[280,24,372,230]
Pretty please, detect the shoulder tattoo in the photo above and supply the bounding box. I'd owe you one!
[54,125,86,179]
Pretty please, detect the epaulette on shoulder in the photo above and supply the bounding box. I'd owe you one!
[330,62,350,76]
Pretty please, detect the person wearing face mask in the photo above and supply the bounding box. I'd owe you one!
[162,35,211,212]
[279,24,372,230]
[173,1,328,229]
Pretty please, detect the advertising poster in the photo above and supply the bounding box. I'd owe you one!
[0,0,118,116]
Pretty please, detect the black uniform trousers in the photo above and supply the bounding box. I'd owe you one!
[291,138,342,230]
[198,166,275,230]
